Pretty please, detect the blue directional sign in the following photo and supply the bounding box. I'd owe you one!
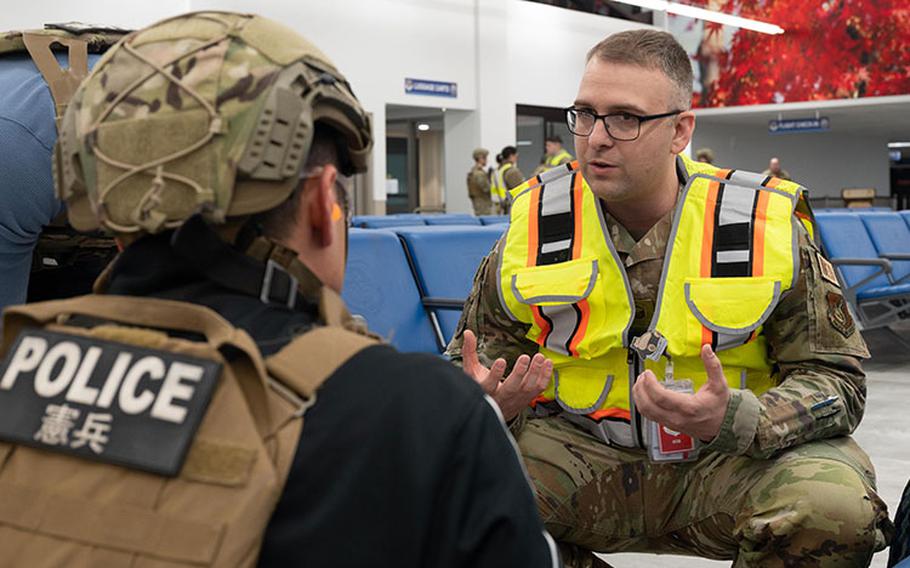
[769,117,830,134]
[405,78,458,98]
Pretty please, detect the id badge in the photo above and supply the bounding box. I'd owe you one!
[643,365,702,463]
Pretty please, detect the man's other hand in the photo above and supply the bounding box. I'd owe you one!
[632,345,730,442]
[462,330,552,421]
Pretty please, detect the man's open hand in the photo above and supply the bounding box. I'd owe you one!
[462,330,552,421]
[632,345,730,442]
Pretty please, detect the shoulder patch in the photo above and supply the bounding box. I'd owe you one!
[826,291,856,338]
[0,329,221,476]
[816,251,839,287]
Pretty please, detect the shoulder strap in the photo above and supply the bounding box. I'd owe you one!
[266,326,376,402]
[266,284,378,401]
[21,32,89,127]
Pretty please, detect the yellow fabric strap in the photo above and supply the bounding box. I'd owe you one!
[0,481,222,563]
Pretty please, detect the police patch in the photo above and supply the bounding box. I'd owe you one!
[0,329,221,476]
[826,292,855,338]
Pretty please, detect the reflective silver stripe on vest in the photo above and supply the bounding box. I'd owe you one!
[561,413,636,448]
[539,304,579,356]
[540,172,573,216]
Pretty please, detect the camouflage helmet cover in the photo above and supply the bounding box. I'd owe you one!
[55,11,373,234]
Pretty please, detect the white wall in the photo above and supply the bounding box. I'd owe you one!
[2,0,190,30]
[190,0,479,204]
[4,0,649,211]
[693,125,891,199]
[506,1,651,109]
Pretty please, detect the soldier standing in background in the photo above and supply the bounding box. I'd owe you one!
[467,147,493,215]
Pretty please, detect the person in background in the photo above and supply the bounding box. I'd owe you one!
[532,135,574,177]
[468,147,493,215]
[695,147,715,164]
[491,145,525,214]
[763,156,792,181]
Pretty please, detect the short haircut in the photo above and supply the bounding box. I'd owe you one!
[255,123,345,241]
[501,146,518,160]
[545,135,563,144]
[586,29,693,110]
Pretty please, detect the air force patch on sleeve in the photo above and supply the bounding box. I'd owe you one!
[0,329,221,476]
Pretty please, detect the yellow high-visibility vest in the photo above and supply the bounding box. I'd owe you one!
[491,163,513,202]
[545,149,573,169]
[499,154,807,447]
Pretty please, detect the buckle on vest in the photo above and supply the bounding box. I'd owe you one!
[261,259,298,309]
[630,331,668,361]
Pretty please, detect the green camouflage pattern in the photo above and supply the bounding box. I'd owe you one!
[521,416,890,566]
[468,165,492,215]
[57,12,371,234]
[446,202,893,564]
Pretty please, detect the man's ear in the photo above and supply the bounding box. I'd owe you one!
[306,164,339,248]
[671,111,696,155]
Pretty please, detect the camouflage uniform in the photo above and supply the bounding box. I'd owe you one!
[447,203,893,566]
[468,164,493,216]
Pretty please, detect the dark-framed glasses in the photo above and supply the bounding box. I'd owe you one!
[565,107,683,141]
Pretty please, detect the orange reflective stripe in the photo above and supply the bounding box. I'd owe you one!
[752,190,770,277]
[568,299,590,358]
[530,394,553,407]
[571,172,584,261]
[531,305,551,347]
[588,407,631,421]
[765,176,782,189]
[527,186,542,267]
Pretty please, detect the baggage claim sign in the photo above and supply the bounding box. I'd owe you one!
[0,329,221,475]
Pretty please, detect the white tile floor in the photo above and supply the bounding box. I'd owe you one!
[599,325,910,568]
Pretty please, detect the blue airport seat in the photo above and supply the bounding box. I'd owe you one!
[901,211,910,232]
[356,217,426,229]
[858,212,910,283]
[342,228,438,353]
[816,212,910,330]
[394,225,504,349]
[422,214,483,226]
[479,215,509,225]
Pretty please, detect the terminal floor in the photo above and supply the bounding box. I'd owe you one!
[600,324,910,568]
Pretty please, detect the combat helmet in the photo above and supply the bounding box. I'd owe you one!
[55,11,373,235]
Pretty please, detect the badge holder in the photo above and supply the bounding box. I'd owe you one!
[631,332,701,464]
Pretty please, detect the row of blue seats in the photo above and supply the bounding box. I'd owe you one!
[341,225,506,352]
[352,213,509,229]
[815,210,910,330]
[813,207,892,213]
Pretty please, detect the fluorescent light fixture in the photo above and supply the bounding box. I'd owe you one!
[417,123,430,131]
[888,142,910,149]
[611,0,784,35]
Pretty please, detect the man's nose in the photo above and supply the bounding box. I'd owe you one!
[587,118,615,148]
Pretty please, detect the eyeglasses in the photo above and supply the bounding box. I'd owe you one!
[302,167,354,227]
[564,107,683,141]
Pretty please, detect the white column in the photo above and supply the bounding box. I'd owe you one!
[443,109,480,214]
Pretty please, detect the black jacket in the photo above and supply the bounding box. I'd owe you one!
[103,222,556,568]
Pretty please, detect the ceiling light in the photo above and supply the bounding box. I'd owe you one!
[888,142,910,149]
[610,0,784,35]
[417,123,430,131]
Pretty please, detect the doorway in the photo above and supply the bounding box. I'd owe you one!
[386,105,446,214]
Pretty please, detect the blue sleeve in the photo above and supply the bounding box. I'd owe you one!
[0,117,61,310]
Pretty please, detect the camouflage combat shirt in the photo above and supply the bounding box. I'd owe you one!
[446,202,870,459]
[467,165,491,199]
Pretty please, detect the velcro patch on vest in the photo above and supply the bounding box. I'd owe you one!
[0,329,221,476]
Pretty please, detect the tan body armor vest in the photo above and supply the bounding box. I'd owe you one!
[0,289,374,567]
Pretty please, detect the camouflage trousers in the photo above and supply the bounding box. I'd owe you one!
[519,416,892,567]
[470,195,493,216]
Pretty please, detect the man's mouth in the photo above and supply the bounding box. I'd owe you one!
[587,159,618,174]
